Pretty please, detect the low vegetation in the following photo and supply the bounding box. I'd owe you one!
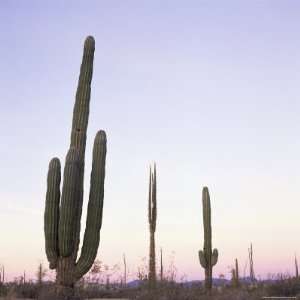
[1,276,300,299]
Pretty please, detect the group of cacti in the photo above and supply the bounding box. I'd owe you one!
[42,36,219,297]
[231,258,240,287]
[43,36,277,299]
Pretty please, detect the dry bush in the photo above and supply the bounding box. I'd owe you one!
[131,282,265,300]
[3,286,17,300]
[37,285,82,300]
[264,277,300,297]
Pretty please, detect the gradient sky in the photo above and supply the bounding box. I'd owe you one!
[1,0,300,282]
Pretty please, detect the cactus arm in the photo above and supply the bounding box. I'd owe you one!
[58,148,80,257]
[211,249,218,266]
[199,250,207,268]
[44,158,61,269]
[71,36,95,259]
[75,131,107,279]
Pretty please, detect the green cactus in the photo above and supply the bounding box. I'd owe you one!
[148,164,157,288]
[232,258,239,287]
[248,243,255,282]
[198,187,218,290]
[235,258,239,286]
[44,36,107,298]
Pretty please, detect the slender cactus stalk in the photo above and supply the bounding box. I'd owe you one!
[2,266,4,283]
[198,187,218,291]
[148,164,157,288]
[123,253,127,286]
[295,254,299,278]
[231,268,236,286]
[248,243,255,282]
[160,247,163,281]
[235,258,239,285]
[44,36,107,299]
[232,258,239,287]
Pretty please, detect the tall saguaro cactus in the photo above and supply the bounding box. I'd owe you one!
[44,36,107,299]
[198,187,218,290]
[148,164,157,288]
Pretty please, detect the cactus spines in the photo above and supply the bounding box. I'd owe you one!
[198,187,218,290]
[148,164,157,288]
[44,36,107,298]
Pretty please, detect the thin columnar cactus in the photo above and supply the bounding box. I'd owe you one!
[148,164,157,288]
[123,253,127,286]
[231,268,236,286]
[160,247,163,281]
[44,36,107,299]
[232,258,239,287]
[248,243,255,282]
[198,187,218,290]
[295,254,299,278]
[235,258,239,285]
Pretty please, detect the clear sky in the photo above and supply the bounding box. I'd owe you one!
[1,0,300,282]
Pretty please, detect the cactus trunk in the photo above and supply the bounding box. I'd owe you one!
[44,36,107,299]
[248,243,255,282]
[148,164,157,288]
[232,258,239,287]
[198,187,218,291]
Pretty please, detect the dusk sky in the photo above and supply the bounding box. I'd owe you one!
[1,1,300,282]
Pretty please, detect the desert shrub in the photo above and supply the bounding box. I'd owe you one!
[131,281,265,300]
[265,277,300,297]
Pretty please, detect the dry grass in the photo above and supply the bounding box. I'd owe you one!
[1,278,300,300]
